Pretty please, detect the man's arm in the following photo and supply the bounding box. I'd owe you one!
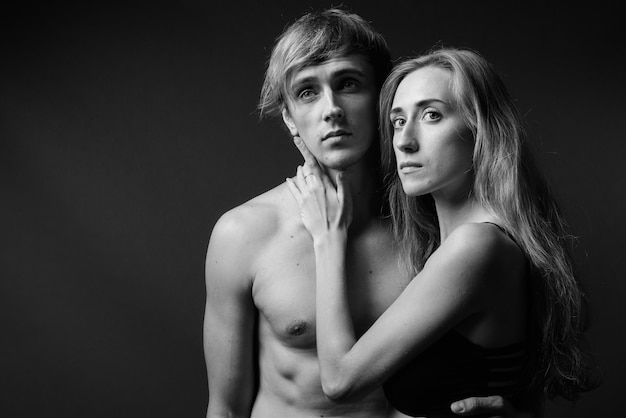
[204,210,257,418]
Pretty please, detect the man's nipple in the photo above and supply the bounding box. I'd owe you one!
[286,319,309,336]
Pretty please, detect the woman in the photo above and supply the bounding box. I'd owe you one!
[287,48,596,417]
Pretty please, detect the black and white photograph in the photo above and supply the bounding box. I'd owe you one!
[1,1,623,417]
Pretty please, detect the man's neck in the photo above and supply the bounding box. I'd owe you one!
[322,159,381,232]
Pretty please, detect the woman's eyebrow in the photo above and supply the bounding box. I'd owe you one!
[390,98,448,114]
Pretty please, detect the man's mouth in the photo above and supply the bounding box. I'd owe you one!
[322,130,351,140]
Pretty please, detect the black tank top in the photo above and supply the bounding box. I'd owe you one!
[383,331,528,416]
[383,222,529,417]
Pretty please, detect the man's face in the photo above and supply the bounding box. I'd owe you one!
[282,55,378,170]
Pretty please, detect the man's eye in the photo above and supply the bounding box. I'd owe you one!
[342,80,358,90]
[391,117,406,129]
[298,89,315,100]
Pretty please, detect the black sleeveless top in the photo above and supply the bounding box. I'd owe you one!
[383,331,528,417]
[383,223,529,417]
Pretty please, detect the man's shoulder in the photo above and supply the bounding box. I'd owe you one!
[211,183,295,244]
[206,184,297,282]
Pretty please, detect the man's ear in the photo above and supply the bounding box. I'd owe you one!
[281,108,298,137]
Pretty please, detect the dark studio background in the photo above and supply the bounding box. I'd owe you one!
[1,1,623,417]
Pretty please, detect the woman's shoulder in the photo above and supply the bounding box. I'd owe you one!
[431,222,526,281]
[445,222,521,255]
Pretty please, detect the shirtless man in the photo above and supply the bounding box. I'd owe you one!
[204,8,526,418]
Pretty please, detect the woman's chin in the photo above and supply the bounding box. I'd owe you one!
[401,184,427,197]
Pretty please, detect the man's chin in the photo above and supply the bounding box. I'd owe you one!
[319,151,366,171]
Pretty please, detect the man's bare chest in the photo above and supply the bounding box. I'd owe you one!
[251,230,410,347]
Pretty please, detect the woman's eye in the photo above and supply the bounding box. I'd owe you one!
[423,110,441,121]
[391,117,406,129]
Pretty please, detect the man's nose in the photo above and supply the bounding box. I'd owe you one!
[322,91,344,121]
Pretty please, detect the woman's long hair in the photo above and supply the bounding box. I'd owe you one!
[379,48,597,400]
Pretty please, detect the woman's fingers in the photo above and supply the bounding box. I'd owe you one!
[295,165,311,190]
[293,137,335,188]
[336,172,352,226]
[293,136,322,180]
[293,137,339,193]
[294,137,319,174]
[336,172,346,206]
[289,165,350,235]
[285,177,302,205]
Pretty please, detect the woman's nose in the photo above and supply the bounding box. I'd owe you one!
[394,123,419,153]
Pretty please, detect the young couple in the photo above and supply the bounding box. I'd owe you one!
[204,8,595,418]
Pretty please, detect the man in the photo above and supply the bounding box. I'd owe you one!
[204,8,528,418]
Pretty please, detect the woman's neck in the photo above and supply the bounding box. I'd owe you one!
[432,183,490,241]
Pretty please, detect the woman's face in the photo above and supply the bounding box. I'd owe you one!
[390,66,475,200]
